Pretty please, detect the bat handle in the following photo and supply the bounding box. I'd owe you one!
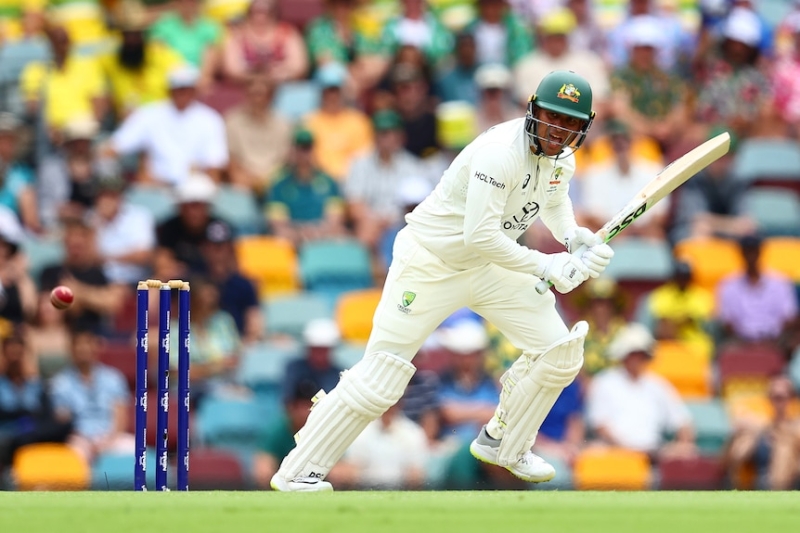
[534,244,589,295]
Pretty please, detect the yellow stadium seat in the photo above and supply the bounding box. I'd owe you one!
[761,237,800,282]
[573,447,652,491]
[12,443,90,491]
[648,341,712,399]
[335,288,383,343]
[235,236,300,297]
[674,238,744,293]
[726,394,800,424]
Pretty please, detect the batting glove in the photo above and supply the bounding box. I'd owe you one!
[564,227,615,279]
[536,252,590,294]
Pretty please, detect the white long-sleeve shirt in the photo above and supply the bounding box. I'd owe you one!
[405,118,578,274]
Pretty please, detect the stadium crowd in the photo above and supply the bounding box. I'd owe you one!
[1,0,800,491]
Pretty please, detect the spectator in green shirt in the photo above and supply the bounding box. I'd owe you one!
[462,0,532,68]
[380,0,453,68]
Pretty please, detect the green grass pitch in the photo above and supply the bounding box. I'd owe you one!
[0,491,798,533]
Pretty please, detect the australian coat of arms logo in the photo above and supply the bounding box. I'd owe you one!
[557,83,580,103]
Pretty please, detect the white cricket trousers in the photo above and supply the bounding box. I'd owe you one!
[365,227,570,362]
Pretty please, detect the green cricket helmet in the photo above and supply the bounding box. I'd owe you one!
[525,70,595,157]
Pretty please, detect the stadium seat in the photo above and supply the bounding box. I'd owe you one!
[674,238,744,293]
[299,239,374,301]
[761,237,800,282]
[263,291,332,339]
[188,448,246,490]
[335,288,383,343]
[235,340,303,390]
[91,449,156,490]
[790,349,800,391]
[725,393,800,425]
[98,342,137,392]
[12,443,90,491]
[732,138,800,184]
[657,456,725,490]
[717,343,786,399]
[235,236,300,297]
[277,0,325,30]
[742,188,800,237]
[333,342,366,369]
[648,341,712,399]
[195,397,264,450]
[603,238,673,282]
[272,80,321,121]
[198,81,246,115]
[573,448,652,490]
[685,399,732,455]
[210,184,264,236]
[124,184,177,223]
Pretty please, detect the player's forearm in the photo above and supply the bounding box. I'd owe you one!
[540,195,578,246]
[463,227,543,274]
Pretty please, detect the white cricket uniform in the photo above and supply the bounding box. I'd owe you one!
[365,118,580,362]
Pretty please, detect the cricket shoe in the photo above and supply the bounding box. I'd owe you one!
[469,425,556,483]
[270,474,334,492]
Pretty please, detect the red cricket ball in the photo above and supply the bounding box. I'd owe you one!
[50,286,74,310]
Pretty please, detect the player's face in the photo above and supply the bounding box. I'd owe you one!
[533,107,583,156]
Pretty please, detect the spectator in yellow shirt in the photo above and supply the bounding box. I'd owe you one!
[19,24,106,140]
[648,261,715,359]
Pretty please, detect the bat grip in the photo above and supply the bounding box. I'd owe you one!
[535,244,589,295]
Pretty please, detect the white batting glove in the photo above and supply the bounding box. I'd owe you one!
[563,227,602,251]
[536,252,590,294]
[564,227,615,279]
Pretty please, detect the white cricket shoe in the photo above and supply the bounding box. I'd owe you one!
[270,474,334,492]
[469,426,556,483]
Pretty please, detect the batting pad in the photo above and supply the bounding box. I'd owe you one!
[275,351,416,482]
[494,321,588,466]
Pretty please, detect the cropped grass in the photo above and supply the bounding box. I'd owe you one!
[0,491,797,533]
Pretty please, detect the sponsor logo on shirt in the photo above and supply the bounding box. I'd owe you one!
[502,201,540,231]
[474,171,505,190]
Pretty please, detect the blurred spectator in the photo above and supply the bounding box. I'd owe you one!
[91,176,155,285]
[39,217,127,333]
[103,65,228,186]
[266,128,346,247]
[698,0,773,64]
[101,5,189,120]
[305,0,387,96]
[335,402,429,490]
[392,64,439,160]
[170,276,241,401]
[346,109,424,250]
[512,7,609,110]
[282,318,344,404]
[693,7,771,141]
[303,62,373,182]
[51,327,133,463]
[377,175,432,273]
[401,369,443,448]
[716,235,798,345]
[462,0,531,67]
[723,375,800,490]
[771,12,800,140]
[0,10,49,116]
[474,63,517,132]
[20,24,106,142]
[669,131,756,243]
[25,291,71,377]
[586,323,697,461]
[534,379,585,466]
[0,113,39,233]
[774,0,800,58]
[649,261,715,359]
[0,331,72,470]
[221,0,308,84]
[436,320,498,443]
[577,121,668,240]
[252,378,318,489]
[149,0,223,83]
[156,172,221,277]
[434,32,479,105]
[380,0,453,69]
[200,220,264,344]
[224,72,292,194]
[565,0,606,56]
[0,207,36,325]
[575,277,628,378]
[609,15,688,150]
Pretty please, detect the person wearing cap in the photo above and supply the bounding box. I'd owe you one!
[0,112,40,233]
[156,171,223,276]
[225,72,293,193]
[267,128,346,247]
[586,322,696,461]
[461,0,532,67]
[200,219,264,344]
[435,32,480,105]
[474,63,517,132]
[379,0,453,68]
[91,176,156,285]
[512,7,609,110]
[270,69,614,492]
[103,64,228,185]
[345,109,426,251]
[772,11,800,138]
[303,61,373,182]
[282,318,344,408]
[220,0,308,84]
[716,235,798,344]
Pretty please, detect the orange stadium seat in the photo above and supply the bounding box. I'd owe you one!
[235,236,300,297]
[761,237,800,282]
[648,341,712,399]
[674,238,744,293]
[12,443,90,491]
[573,448,652,491]
[335,288,383,343]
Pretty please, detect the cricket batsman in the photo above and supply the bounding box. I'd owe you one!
[271,70,615,491]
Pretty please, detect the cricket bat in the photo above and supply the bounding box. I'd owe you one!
[535,131,731,295]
